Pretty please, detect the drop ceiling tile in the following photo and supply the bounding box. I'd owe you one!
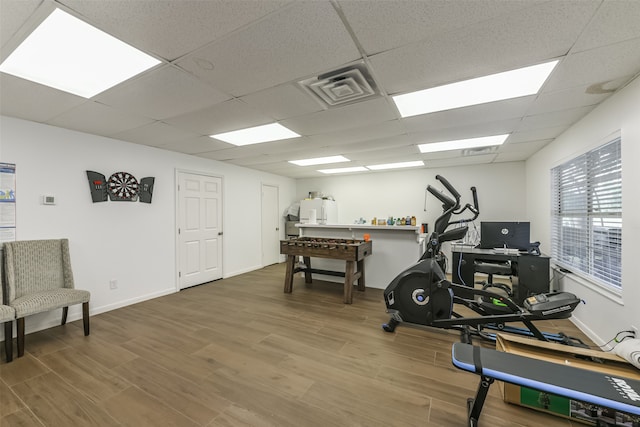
[499,139,552,154]
[197,136,308,160]
[46,101,154,137]
[176,1,360,96]
[306,120,404,146]
[518,105,596,132]
[239,83,323,120]
[248,138,309,155]
[543,37,640,93]
[164,99,272,135]
[419,150,465,161]
[0,74,87,122]
[401,96,536,134]
[339,134,414,153]
[162,136,231,155]
[57,0,291,60]
[224,155,276,167]
[339,0,540,55]
[196,144,272,161]
[424,154,498,168]
[280,98,396,136]
[0,0,41,48]
[112,121,202,148]
[250,162,315,176]
[349,146,419,162]
[528,83,612,115]
[572,1,640,52]
[493,152,532,162]
[95,66,231,120]
[370,0,599,95]
[407,118,522,145]
[508,125,569,143]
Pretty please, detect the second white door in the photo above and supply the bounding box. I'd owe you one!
[178,172,223,289]
[261,184,280,266]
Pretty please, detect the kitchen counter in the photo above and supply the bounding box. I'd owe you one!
[297,223,422,241]
[293,223,426,289]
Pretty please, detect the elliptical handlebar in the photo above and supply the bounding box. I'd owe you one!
[436,174,461,202]
[429,177,480,235]
[427,184,457,209]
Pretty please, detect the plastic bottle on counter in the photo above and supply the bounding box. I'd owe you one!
[411,216,416,226]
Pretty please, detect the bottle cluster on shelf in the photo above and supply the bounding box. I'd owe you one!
[372,216,416,226]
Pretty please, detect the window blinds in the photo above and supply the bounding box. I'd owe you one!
[550,137,622,289]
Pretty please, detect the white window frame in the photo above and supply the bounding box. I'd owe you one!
[550,135,622,292]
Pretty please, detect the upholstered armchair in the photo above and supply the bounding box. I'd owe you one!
[3,239,90,357]
[0,294,15,363]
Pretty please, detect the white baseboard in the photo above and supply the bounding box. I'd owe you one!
[5,288,178,339]
[570,316,605,349]
[223,264,263,278]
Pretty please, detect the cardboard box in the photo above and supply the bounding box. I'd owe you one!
[495,333,640,426]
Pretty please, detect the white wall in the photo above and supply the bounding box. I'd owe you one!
[0,116,296,337]
[297,162,529,238]
[297,162,528,275]
[526,75,640,346]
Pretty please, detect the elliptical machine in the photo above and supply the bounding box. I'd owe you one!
[382,175,583,345]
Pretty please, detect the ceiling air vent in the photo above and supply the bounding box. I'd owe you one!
[298,63,380,108]
[461,146,499,156]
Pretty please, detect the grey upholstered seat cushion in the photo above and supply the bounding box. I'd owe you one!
[10,289,90,318]
[0,304,15,322]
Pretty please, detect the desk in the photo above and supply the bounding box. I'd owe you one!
[280,237,372,304]
[451,247,550,305]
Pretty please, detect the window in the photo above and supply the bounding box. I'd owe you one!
[550,136,622,290]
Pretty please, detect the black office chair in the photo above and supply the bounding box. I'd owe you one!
[474,260,513,297]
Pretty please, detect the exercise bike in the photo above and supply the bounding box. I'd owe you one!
[382,175,584,346]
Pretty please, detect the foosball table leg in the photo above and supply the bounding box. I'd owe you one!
[284,255,295,293]
[303,256,312,283]
[357,259,365,291]
[344,260,355,304]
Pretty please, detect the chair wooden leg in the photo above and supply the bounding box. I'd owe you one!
[17,318,25,357]
[3,321,12,363]
[82,302,90,336]
[61,306,69,325]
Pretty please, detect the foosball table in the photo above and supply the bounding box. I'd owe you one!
[280,236,373,304]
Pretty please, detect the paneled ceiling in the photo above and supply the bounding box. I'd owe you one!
[1,0,639,178]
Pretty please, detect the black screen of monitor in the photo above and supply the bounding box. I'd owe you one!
[480,221,531,250]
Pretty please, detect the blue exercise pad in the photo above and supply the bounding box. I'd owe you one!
[452,342,640,416]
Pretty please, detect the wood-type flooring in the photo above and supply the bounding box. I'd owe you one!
[1,263,594,426]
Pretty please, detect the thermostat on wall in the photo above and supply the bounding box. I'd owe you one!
[42,195,56,205]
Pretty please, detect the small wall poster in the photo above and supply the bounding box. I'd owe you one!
[0,162,16,244]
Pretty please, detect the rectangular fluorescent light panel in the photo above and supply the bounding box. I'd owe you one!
[211,123,301,146]
[393,60,559,118]
[289,155,349,166]
[0,8,161,98]
[419,134,509,153]
[367,161,424,170]
[318,166,368,174]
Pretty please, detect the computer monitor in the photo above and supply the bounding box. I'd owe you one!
[479,221,531,250]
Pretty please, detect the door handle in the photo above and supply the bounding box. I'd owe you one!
[218,231,223,236]
[276,227,279,231]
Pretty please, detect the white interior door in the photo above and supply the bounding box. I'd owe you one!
[178,172,223,289]
[261,184,280,266]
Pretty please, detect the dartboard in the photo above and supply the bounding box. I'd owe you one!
[107,172,139,201]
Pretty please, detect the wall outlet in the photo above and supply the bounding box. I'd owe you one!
[109,279,118,290]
